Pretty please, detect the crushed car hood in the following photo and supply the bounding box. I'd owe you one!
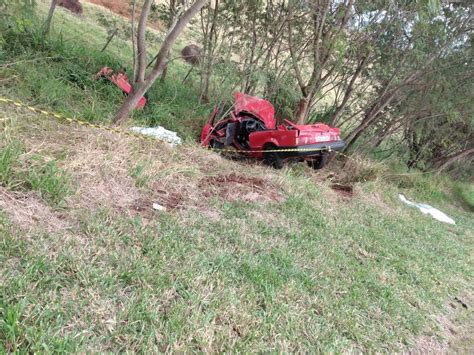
[234,92,276,129]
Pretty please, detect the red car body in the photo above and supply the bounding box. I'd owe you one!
[95,67,146,109]
[201,92,345,169]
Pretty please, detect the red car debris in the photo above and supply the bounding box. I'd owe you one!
[95,67,146,109]
[201,92,345,169]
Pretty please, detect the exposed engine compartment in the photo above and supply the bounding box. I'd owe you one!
[235,116,266,149]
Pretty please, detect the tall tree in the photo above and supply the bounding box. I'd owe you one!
[287,0,353,124]
[342,1,472,156]
[113,0,207,125]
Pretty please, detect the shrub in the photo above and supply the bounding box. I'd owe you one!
[333,153,388,185]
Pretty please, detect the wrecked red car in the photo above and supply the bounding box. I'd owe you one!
[95,67,146,109]
[201,92,345,169]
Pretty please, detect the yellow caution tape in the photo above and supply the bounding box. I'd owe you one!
[0,96,345,155]
[208,146,331,154]
[0,96,157,142]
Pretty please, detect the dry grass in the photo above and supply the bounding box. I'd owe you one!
[2,2,473,352]
[1,108,473,353]
[1,104,287,227]
[0,187,69,233]
[414,293,474,353]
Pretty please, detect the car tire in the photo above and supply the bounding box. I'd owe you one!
[210,139,224,149]
[307,154,328,170]
[263,145,284,169]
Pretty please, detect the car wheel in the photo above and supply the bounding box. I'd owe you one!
[210,139,224,149]
[263,145,284,169]
[307,154,328,170]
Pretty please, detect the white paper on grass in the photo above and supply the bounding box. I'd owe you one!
[130,126,182,145]
[398,194,455,225]
[152,203,166,211]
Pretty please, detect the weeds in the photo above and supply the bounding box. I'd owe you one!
[0,138,72,208]
[0,139,22,189]
[331,154,388,186]
[130,162,151,189]
[26,158,72,208]
[452,182,474,212]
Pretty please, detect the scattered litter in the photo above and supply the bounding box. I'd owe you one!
[130,126,182,145]
[152,203,167,212]
[398,194,455,225]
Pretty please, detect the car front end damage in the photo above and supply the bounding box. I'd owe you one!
[201,93,345,169]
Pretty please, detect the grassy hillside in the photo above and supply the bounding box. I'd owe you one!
[1,1,473,352]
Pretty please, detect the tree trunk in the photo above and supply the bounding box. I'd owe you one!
[330,56,368,126]
[131,0,137,81]
[135,0,154,84]
[200,66,210,103]
[160,0,178,82]
[113,0,208,125]
[43,0,58,35]
[114,81,152,124]
[160,51,170,82]
[199,0,218,103]
[295,97,311,124]
[434,147,474,174]
[344,89,399,150]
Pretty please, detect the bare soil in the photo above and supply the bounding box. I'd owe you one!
[0,187,70,233]
[414,293,473,353]
[85,0,164,30]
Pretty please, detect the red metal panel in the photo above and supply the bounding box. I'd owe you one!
[234,92,276,129]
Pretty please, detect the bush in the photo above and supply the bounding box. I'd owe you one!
[452,182,474,212]
[333,153,388,185]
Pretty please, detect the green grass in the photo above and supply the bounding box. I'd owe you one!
[130,161,152,189]
[0,1,473,352]
[0,139,72,208]
[26,158,72,207]
[453,182,474,212]
[1,181,472,352]
[0,139,22,189]
[0,0,215,138]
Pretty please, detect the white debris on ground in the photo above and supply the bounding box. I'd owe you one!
[399,194,455,225]
[152,203,167,212]
[130,126,182,145]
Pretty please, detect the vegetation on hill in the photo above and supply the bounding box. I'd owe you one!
[0,0,473,352]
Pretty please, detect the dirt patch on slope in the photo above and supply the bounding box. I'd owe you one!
[413,293,473,353]
[86,0,163,29]
[5,108,286,226]
[87,0,130,17]
[330,183,354,199]
[129,172,285,221]
[13,116,147,219]
[58,0,83,14]
[199,173,284,203]
[0,187,69,233]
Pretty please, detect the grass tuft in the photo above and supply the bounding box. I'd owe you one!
[0,137,72,208]
[25,158,72,208]
[0,139,23,189]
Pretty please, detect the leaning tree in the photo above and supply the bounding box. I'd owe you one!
[113,0,207,125]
